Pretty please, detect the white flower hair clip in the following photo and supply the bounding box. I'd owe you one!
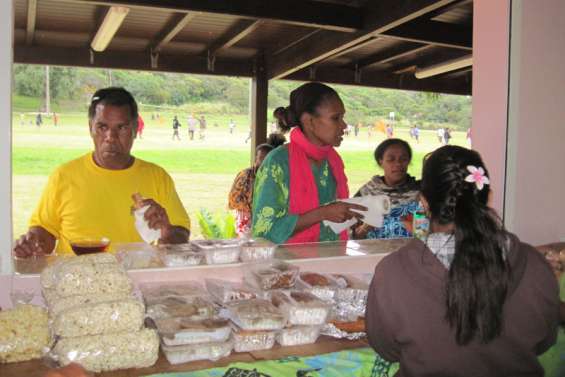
[465,165,490,190]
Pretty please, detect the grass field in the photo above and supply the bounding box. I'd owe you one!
[12,112,469,239]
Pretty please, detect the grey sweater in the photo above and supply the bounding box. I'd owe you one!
[366,235,560,377]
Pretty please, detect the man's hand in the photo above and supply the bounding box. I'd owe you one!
[321,202,367,223]
[352,222,375,239]
[141,198,189,244]
[13,227,56,258]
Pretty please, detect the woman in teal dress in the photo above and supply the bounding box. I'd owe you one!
[251,82,365,245]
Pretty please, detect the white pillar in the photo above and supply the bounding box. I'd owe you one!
[471,0,511,216]
[0,1,13,273]
[505,0,565,244]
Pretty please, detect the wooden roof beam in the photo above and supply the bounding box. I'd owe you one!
[26,0,37,45]
[344,43,433,70]
[70,0,363,32]
[150,12,198,52]
[267,0,459,79]
[14,44,254,77]
[207,19,262,56]
[285,65,470,95]
[380,20,472,51]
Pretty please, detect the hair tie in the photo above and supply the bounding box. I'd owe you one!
[465,165,490,190]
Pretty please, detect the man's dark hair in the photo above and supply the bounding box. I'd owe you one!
[88,87,138,129]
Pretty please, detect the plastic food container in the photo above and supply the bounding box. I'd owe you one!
[158,245,204,267]
[226,299,286,331]
[146,295,217,321]
[155,317,231,346]
[246,261,300,290]
[276,325,322,346]
[117,248,163,270]
[0,304,49,363]
[191,239,241,265]
[205,279,259,304]
[271,291,330,326]
[232,325,276,352]
[295,272,340,302]
[140,281,206,304]
[239,238,277,262]
[161,338,233,364]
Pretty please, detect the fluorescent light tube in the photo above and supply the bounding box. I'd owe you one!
[91,6,129,52]
[415,55,472,79]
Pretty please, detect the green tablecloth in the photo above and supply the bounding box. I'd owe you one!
[145,347,399,377]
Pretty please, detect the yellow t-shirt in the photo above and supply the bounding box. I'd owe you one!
[30,153,190,254]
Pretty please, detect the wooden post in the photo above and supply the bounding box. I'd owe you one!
[250,54,268,164]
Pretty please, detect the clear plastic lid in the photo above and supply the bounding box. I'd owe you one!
[239,238,277,262]
[146,295,217,320]
[191,239,241,251]
[161,337,233,364]
[226,299,286,330]
[231,325,276,353]
[276,325,322,346]
[155,316,231,346]
[205,279,259,304]
[159,250,204,267]
[139,281,206,304]
[246,261,300,290]
[271,291,330,326]
[295,272,340,302]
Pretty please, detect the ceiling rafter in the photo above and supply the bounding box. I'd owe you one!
[380,20,472,50]
[26,0,38,45]
[267,0,460,79]
[345,43,434,70]
[150,12,198,52]
[67,0,363,32]
[206,19,262,56]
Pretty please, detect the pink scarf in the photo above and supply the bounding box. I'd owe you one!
[287,127,349,243]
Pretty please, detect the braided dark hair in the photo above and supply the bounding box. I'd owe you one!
[421,145,510,345]
[276,82,339,133]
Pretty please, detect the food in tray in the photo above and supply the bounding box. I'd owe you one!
[249,261,299,290]
[239,238,277,262]
[159,250,203,267]
[161,338,233,364]
[332,274,369,306]
[118,249,164,270]
[300,272,331,286]
[0,304,49,363]
[191,239,241,250]
[155,317,231,346]
[51,299,145,338]
[205,279,258,304]
[276,325,321,346]
[227,299,286,330]
[146,295,217,320]
[232,325,276,352]
[190,239,242,264]
[52,328,159,372]
[271,291,330,326]
[329,317,366,333]
[140,281,205,303]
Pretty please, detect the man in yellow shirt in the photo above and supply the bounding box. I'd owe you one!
[14,87,190,257]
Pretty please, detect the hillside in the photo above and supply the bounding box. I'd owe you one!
[13,64,471,130]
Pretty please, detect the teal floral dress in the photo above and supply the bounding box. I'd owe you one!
[251,146,340,244]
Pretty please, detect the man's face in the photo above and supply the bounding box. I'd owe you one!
[89,103,136,169]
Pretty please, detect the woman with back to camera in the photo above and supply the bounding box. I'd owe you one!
[251,82,365,244]
[228,133,286,237]
[352,138,420,239]
[366,145,559,377]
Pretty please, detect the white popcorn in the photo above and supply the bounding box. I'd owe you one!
[0,305,49,363]
[47,292,132,317]
[51,299,144,338]
[53,329,159,372]
[55,263,132,297]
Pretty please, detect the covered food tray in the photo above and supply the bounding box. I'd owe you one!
[155,317,231,346]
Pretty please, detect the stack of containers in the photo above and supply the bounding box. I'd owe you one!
[140,281,233,365]
[40,253,159,373]
[270,291,330,346]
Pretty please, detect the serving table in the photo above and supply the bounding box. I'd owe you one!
[0,238,409,376]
